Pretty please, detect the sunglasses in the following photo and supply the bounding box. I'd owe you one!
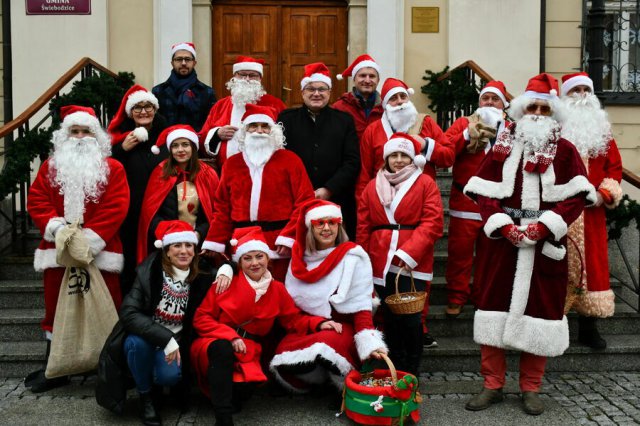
[310,218,342,228]
[525,103,551,114]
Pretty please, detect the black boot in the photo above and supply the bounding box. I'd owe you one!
[139,392,161,426]
[215,413,235,426]
[24,340,70,393]
[577,316,607,349]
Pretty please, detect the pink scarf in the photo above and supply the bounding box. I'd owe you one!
[375,164,417,207]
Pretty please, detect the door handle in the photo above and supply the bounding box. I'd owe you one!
[282,87,292,91]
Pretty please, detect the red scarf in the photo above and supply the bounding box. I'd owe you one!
[290,241,357,283]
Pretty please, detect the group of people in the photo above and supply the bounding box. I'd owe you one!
[23,39,623,425]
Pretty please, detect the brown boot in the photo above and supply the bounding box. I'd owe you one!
[521,391,544,415]
[445,303,463,318]
[465,388,504,411]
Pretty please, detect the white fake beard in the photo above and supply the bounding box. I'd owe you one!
[475,106,503,128]
[385,101,418,132]
[226,78,266,107]
[515,114,560,153]
[242,133,277,167]
[49,136,109,222]
[561,93,610,157]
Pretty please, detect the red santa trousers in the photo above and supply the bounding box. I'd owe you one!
[41,267,122,333]
[480,345,547,392]
[445,216,483,306]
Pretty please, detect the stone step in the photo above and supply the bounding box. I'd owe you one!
[419,334,640,373]
[0,256,40,280]
[0,341,46,378]
[0,309,44,342]
[0,280,44,308]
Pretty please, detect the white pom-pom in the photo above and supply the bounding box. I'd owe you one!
[413,154,427,169]
[154,240,163,249]
[151,145,160,155]
[133,127,148,142]
[372,296,381,314]
[407,88,415,96]
[550,89,558,97]
[230,238,238,247]
[336,74,344,81]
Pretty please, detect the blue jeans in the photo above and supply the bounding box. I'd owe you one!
[124,334,182,393]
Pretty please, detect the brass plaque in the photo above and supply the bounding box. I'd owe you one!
[412,7,439,33]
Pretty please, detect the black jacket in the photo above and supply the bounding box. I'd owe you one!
[95,251,212,414]
[152,78,216,132]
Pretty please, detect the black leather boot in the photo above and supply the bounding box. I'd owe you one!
[139,392,161,426]
[24,340,70,393]
[577,316,607,349]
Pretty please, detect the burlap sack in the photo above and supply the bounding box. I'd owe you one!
[54,221,94,267]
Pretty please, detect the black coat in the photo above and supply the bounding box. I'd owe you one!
[278,105,360,237]
[95,251,212,414]
[152,77,216,132]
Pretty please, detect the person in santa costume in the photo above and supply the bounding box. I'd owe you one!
[332,54,384,139]
[198,56,286,171]
[200,104,314,281]
[270,199,387,394]
[444,81,511,318]
[356,133,443,375]
[137,124,220,264]
[278,62,360,238]
[108,85,169,295]
[560,72,623,349]
[191,226,341,426]
[26,105,130,393]
[356,77,454,199]
[463,73,596,415]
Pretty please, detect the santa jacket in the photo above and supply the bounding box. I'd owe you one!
[137,161,220,263]
[198,94,287,168]
[357,169,444,284]
[201,149,314,255]
[332,91,384,140]
[356,114,454,198]
[28,158,130,273]
[190,273,325,390]
[464,131,596,357]
[445,116,509,220]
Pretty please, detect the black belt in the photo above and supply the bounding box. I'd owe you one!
[503,207,549,219]
[235,327,259,341]
[372,224,418,232]
[233,220,289,232]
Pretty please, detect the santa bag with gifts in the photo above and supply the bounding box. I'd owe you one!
[45,224,119,378]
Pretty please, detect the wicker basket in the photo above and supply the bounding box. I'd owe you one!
[385,270,427,315]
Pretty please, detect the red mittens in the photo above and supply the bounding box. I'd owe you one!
[500,224,525,246]
[523,223,550,241]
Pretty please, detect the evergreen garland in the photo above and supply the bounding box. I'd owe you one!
[606,194,640,240]
[0,71,135,199]
[420,66,480,113]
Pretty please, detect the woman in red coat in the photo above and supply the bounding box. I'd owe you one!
[137,124,220,263]
[357,133,444,375]
[190,226,340,426]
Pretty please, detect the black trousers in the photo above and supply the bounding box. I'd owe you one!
[207,340,256,416]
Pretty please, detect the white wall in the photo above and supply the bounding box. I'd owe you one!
[153,0,192,85]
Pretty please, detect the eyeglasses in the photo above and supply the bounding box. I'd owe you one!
[132,104,155,114]
[525,103,551,114]
[235,71,262,80]
[173,57,194,63]
[310,218,342,228]
[303,87,330,94]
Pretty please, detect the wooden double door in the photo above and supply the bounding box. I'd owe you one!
[212,1,348,107]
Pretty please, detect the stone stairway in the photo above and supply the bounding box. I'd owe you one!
[1,171,639,378]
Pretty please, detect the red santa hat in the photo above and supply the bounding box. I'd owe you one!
[153,220,198,249]
[300,62,332,90]
[241,104,276,126]
[151,124,199,155]
[524,73,559,100]
[383,132,426,169]
[59,105,101,131]
[561,72,594,96]
[336,54,380,81]
[479,80,510,107]
[230,226,271,262]
[233,56,264,76]
[381,78,415,108]
[107,85,158,139]
[171,42,196,59]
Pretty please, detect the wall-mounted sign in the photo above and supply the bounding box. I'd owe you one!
[412,7,439,33]
[26,0,91,15]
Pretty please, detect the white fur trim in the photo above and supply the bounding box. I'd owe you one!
[244,156,264,222]
[34,248,123,272]
[387,265,433,282]
[464,137,524,199]
[573,289,615,318]
[216,263,233,280]
[305,205,342,227]
[233,61,263,75]
[242,114,274,126]
[473,310,508,348]
[204,128,220,156]
[599,178,623,208]
[524,90,556,101]
[62,112,100,130]
[44,217,66,242]
[537,210,567,240]
[167,128,199,150]
[201,240,225,253]
[171,43,196,59]
[382,87,409,108]
[132,127,148,142]
[232,239,271,262]
[483,213,513,238]
[463,127,470,141]
[479,87,509,107]
[502,314,569,357]
[162,231,198,247]
[540,166,597,205]
[541,241,566,260]
[301,74,332,90]
[561,75,593,97]
[394,249,417,270]
[82,228,106,256]
[275,235,295,248]
[352,60,380,79]
[354,329,387,361]
[423,137,435,161]
[449,210,482,221]
[125,91,159,117]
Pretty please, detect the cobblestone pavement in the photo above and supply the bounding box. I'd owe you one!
[0,371,639,425]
